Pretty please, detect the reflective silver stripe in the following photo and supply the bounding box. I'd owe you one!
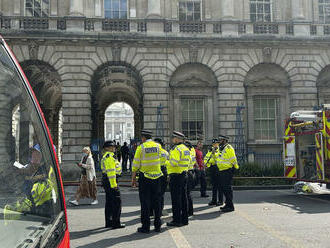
[171,158,179,163]
[170,161,178,167]
[181,159,190,162]
[178,164,188,168]
[142,161,161,166]
[105,169,116,172]
[108,175,116,179]
[143,156,160,161]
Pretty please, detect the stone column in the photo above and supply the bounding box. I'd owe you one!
[222,0,235,20]
[292,0,309,36]
[221,0,238,36]
[147,0,161,18]
[70,0,84,16]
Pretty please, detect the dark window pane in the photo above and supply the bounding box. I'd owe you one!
[120,0,127,11]
[194,12,201,21]
[113,11,120,18]
[187,2,194,12]
[250,3,256,14]
[113,0,120,10]
[189,122,196,130]
[194,3,201,12]
[105,0,111,9]
[120,11,127,19]
[105,10,111,18]
[182,121,188,130]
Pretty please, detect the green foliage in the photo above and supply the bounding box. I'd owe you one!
[236,162,283,177]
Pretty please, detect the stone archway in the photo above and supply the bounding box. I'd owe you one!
[91,62,143,142]
[20,60,62,156]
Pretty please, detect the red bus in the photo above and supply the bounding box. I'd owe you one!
[0,37,70,247]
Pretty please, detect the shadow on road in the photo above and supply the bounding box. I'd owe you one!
[74,230,159,248]
[70,227,110,240]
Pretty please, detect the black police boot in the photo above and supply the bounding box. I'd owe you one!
[166,221,182,227]
[137,227,150,233]
[208,201,217,206]
[111,224,125,229]
[201,194,209,198]
[216,201,223,206]
[155,226,161,233]
[220,205,235,212]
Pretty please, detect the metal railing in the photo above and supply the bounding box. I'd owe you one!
[254,152,283,167]
[1,16,330,37]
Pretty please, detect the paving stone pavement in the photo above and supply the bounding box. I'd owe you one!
[66,187,330,248]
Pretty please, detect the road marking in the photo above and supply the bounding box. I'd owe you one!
[169,228,191,248]
[236,209,304,248]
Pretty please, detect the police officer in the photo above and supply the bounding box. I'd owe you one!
[185,140,196,216]
[154,138,169,215]
[216,135,239,212]
[101,141,125,229]
[166,131,190,227]
[204,139,223,206]
[132,130,163,233]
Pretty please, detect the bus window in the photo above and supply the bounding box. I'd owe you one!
[0,44,65,247]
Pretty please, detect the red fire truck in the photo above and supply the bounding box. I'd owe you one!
[284,105,330,186]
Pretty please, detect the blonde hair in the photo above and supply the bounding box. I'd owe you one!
[83,147,91,154]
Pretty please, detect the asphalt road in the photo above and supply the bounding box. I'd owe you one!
[66,187,330,248]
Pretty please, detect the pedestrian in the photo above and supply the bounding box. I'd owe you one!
[116,142,122,162]
[120,142,129,172]
[195,141,209,197]
[70,147,98,206]
[166,131,190,227]
[131,130,163,233]
[101,141,125,229]
[154,138,169,215]
[204,139,223,206]
[128,143,136,171]
[185,140,196,217]
[216,135,239,212]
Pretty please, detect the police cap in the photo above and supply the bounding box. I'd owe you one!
[218,135,230,141]
[172,131,185,139]
[212,138,219,144]
[103,140,115,148]
[141,129,153,137]
[185,140,193,148]
[154,138,164,145]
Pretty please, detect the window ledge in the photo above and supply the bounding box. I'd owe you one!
[247,141,282,146]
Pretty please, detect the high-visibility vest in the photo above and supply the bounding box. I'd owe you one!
[115,159,122,176]
[204,148,219,168]
[101,151,117,188]
[132,140,163,180]
[31,180,52,207]
[215,144,239,171]
[160,147,169,167]
[188,147,196,170]
[166,143,191,175]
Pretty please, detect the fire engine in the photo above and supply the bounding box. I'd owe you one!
[284,105,330,187]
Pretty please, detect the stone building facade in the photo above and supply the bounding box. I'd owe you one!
[2,0,330,175]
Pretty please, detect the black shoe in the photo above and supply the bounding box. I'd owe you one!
[220,205,231,210]
[188,213,193,217]
[111,224,126,229]
[216,201,223,206]
[221,207,235,213]
[137,227,150,233]
[208,201,217,206]
[201,194,209,198]
[166,221,182,227]
[155,227,161,233]
[181,222,189,226]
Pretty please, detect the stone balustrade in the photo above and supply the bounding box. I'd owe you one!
[2,15,330,37]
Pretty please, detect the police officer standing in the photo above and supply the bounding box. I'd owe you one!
[204,139,223,206]
[132,130,163,233]
[166,131,190,227]
[101,141,125,229]
[154,138,169,215]
[216,135,239,212]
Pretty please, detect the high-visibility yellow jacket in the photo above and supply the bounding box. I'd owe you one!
[204,148,219,168]
[188,147,196,170]
[101,151,117,188]
[160,147,169,167]
[166,143,191,175]
[132,140,163,179]
[115,159,122,176]
[215,144,239,171]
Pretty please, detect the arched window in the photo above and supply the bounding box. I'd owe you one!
[170,63,218,143]
[245,63,290,144]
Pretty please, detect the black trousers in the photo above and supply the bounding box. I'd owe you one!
[138,174,162,230]
[210,165,223,203]
[218,169,234,208]
[169,172,188,225]
[122,155,128,171]
[102,174,122,227]
[187,171,194,216]
[160,167,168,212]
[199,170,207,196]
